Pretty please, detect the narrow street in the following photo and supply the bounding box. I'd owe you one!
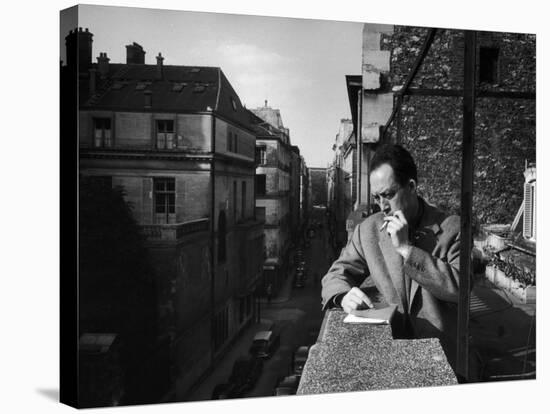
[185,206,333,401]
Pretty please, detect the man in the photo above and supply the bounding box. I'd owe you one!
[321,144,462,370]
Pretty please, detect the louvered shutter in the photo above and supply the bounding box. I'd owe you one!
[523,182,533,239]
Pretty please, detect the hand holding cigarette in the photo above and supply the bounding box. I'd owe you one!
[380,210,410,250]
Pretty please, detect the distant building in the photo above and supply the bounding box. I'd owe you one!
[249,102,293,295]
[327,119,355,247]
[67,27,264,401]
[309,168,328,207]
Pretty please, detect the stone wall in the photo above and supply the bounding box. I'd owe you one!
[382,27,535,225]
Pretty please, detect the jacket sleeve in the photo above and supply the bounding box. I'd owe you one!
[321,222,370,309]
[403,216,462,303]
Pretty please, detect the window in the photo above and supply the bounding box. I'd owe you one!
[154,178,175,224]
[227,131,238,153]
[479,47,499,84]
[256,174,266,196]
[233,181,238,222]
[93,118,112,148]
[241,181,246,220]
[227,132,233,152]
[256,146,267,165]
[218,211,226,263]
[156,120,175,149]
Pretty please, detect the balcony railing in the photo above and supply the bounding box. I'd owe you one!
[140,218,209,241]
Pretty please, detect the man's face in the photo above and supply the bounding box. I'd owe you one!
[370,163,416,222]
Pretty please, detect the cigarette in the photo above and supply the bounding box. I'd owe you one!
[379,213,393,232]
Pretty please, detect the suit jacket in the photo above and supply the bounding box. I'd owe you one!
[321,198,462,367]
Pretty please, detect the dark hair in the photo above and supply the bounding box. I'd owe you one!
[370,144,417,186]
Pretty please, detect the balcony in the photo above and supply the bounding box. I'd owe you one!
[140,218,209,242]
[297,310,457,395]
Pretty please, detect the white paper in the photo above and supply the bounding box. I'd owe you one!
[343,313,389,324]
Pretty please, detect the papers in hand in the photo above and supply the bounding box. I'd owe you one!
[343,304,397,324]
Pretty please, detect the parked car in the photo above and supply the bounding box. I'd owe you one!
[249,330,281,359]
[292,346,310,376]
[273,375,300,396]
[229,355,263,393]
[211,383,240,400]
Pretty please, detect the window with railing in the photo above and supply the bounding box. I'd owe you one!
[156,119,175,149]
[154,177,175,224]
[93,118,112,148]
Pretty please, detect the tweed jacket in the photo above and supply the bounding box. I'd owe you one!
[321,198,462,360]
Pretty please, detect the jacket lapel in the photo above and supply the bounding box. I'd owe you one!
[408,211,442,312]
[378,234,408,313]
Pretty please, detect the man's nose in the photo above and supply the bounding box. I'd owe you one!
[380,199,391,214]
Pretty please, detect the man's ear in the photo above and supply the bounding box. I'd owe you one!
[408,179,417,192]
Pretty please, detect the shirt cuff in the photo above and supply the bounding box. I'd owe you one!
[331,293,346,309]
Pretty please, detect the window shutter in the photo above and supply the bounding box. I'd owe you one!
[523,182,533,239]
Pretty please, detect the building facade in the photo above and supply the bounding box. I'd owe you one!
[336,24,535,242]
[327,119,355,248]
[70,28,264,401]
[362,24,536,225]
[249,103,293,295]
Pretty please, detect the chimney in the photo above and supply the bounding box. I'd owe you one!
[65,27,93,73]
[156,53,164,80]
[97,52,110,78]
[264,99,268,107]
[126,42,145,64]
[144,90,152,108]
[89,68,97,95]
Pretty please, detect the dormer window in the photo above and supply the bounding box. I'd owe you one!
[93,118,112,148]
[231,97,237,111]
[156,119,175,149]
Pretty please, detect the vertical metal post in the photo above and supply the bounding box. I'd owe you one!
[457,30,476,380]
[356,89,362,208]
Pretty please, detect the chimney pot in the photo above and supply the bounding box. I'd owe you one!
[156,53,164,80]
[126,42,146,64]
[97,52,110,78]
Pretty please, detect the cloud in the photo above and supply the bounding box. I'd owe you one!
[217,43,289,68]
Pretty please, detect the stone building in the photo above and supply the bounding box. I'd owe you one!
[327,119,355,248]
[249,103,293,295]
[340,24,535,234]
[290,146,304,243]
[69,28,264,400]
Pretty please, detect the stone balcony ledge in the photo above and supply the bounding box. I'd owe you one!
[297,310,457,395]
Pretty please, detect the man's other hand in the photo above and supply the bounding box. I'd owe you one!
[341,287,373,314]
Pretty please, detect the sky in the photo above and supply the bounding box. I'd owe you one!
[60,4,363,168]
